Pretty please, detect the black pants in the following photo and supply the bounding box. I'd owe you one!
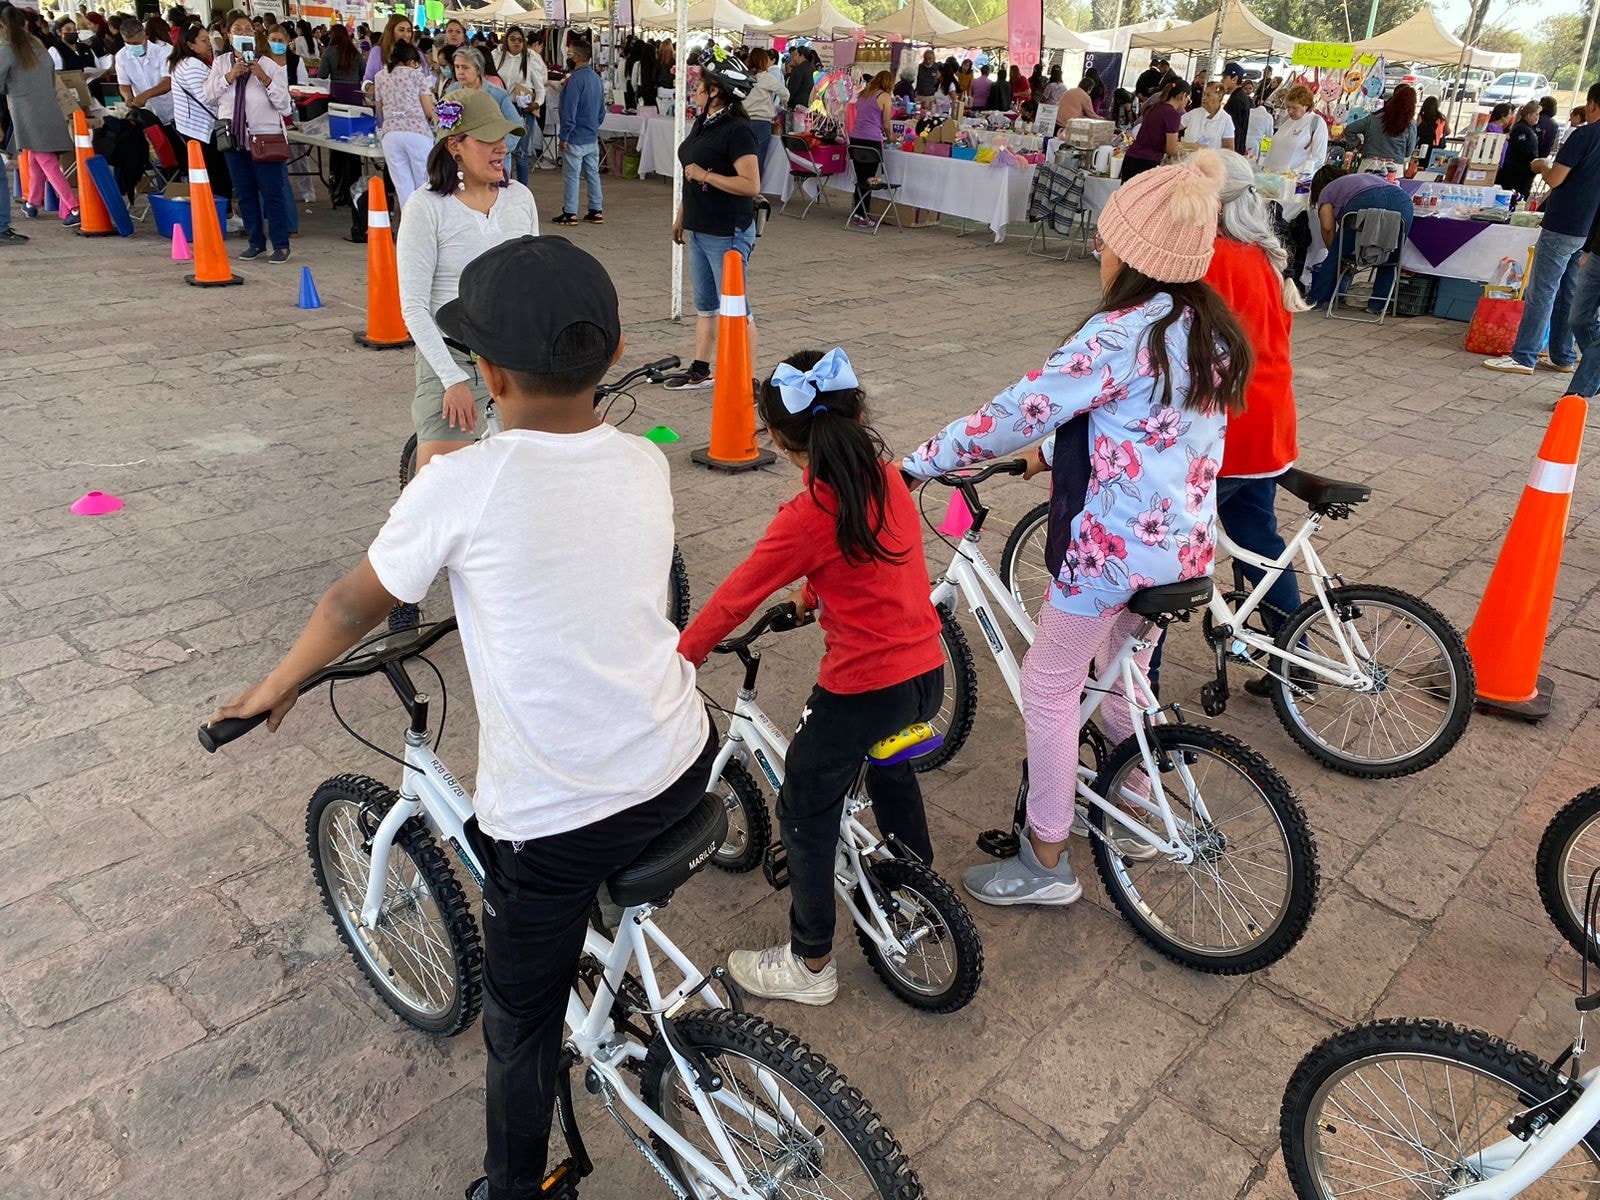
[1119,153,1160,185]
[174,129,234,201]
[465,728,718,1200]
[849,136,882,215]
[780,667,941,960]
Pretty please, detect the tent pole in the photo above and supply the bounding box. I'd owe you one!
[1363,0,1378,40]
[1575,0,1599,111]
[670,0,686,321]
[1207,0,1224,78]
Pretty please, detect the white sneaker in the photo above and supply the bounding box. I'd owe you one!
[226,215,244,234]
[1482,356,1534,375]
[727,944,838,1006]
[1539,353,1577,373]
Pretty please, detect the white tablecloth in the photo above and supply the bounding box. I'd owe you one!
[637,116,790,197]
[1401,222,1540,283]
[804,149,1034,242]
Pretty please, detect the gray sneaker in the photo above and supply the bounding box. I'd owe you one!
[962,838,1083,907]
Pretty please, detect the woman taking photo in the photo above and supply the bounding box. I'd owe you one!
[847,69,891,229]
[1122,78,1187,184]
[667,47,759,392]
[396,89,537,472]
[493,26,546,185]
[203,10,292,263]
[374,40,435,206]
[1341,82,1416,172]
[168,20,232,215]
[1,4,80,226]
[1263,84,1328,175]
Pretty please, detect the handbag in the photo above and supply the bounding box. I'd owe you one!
[249,131,291,163]
[1464,246,1536,356]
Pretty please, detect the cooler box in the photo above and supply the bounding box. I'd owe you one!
[804,144,849,175]
[1432,276,1481,322]
[148,192,230,240]
[328,103,376,141]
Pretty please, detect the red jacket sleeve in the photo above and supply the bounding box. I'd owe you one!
[678,496,828,666]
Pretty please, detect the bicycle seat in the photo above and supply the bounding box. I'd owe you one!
[606,792,729,908]
[866,722,945,768]
[1277,467,1371,510]
[1126,579,1213,618]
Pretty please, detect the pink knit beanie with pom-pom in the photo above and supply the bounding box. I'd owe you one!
[1099,149,1227,283]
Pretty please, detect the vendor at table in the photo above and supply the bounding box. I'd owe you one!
[1305,166,1411,311]
[1341,84,1417,172]
[1122,79,1187,184]
[1263,85,1328,175]
[1055,75,1099,124]
[1179,81,1234,151]
[1497,101,1541,205]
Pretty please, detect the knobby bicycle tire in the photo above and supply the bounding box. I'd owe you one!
[1538,785,1600,964]
[708,759,770,874]
[852,857,983,1014]
[917,611,976,773]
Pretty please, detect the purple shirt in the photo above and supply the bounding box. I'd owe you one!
[1129,102,1181,163]
[1317,172,1394,218]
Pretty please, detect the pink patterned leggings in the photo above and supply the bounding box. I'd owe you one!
[1021,604,1160,843]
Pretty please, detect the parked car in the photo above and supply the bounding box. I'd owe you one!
[1383,63,1444,100]
[1445,67,1495,102]
[1237,54,1292,84]
[1481,72,1551,105]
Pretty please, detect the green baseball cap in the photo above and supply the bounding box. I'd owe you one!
[433,88,524,143]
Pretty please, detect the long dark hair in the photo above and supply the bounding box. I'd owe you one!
[1418,94,1441,129]
[496,25,529,77]
[425,138,458,195]
[169,21,206,69]
[326,22,359,72]
[758,351,905,567]
[1087,268,1251,417]
[1,5,40,68]
[1381,83,1416,138]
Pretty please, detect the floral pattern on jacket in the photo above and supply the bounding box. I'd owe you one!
[903,295,1228,617]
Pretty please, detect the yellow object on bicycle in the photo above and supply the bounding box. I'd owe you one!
[868,722,938,763]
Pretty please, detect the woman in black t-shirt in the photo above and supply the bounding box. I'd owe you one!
[666,47,761,392]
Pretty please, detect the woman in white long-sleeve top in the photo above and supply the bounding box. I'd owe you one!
[396,88,538,473]
[202,11,292,262]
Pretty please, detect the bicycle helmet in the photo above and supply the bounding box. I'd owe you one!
[699,41,754,101]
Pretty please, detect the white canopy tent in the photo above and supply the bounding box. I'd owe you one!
[1353,6,1520,70]
[566,0,674,24]
[764,0,861,39]
[862,0,964,42]
[1128,0,1298,55]
[639,0,768,32]
[478,0,538,21]
[943,12,1104,52]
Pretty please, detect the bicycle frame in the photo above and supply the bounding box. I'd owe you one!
[1208,518,1372,691]
[706,696,921,962]
[929,525,1206,862]
[364,731,798,1200]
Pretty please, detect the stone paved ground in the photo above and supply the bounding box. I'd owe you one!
[2,167,1599,1200]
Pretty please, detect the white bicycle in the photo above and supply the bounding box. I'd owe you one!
[997,466,1474,779]
[1279,840,1600,1199]
[198,620,925,1200]
[911,462,1319,974]
[704,603,984,1013]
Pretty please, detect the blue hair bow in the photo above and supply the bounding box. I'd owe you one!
[771,347,858,415]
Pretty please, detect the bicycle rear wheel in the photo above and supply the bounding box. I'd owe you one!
[708,760,771,874]
[916,611,976,773]
[998,501,1051,623]
[1269,585,1473,779]
[1281,1018,1600,1199]
[669,544,692,632]
[307,774,483,1035]
[1090,725,1317,973]
[641,1009,924,1200]
[1538,786,1600,964]
[399,433,419,494]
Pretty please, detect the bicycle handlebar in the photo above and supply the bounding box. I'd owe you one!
[197,618,461,754]
[712,602,812,655]
[594,356,682,403]
[922,459,1030,490]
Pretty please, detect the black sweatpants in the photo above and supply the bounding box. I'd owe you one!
[780,666,942,961]
[465,728,717,1200]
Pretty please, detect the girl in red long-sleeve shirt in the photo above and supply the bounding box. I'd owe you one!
[678,347,944,1007]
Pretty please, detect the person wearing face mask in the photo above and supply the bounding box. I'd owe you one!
[396,88,538,473]
[263,23,300,86]
[204,10,292,264]
[45,15,99,127]
[115,17,175,136]
[433,18,466,92]
[167,20,235,223]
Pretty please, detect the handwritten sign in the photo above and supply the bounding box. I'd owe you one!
[1292,42,1357,69]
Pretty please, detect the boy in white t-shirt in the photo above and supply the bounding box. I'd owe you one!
[209,235,713,1200]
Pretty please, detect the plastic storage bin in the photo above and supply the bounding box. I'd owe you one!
[1432,276,1482,322]
[1394,271,1439,317]
[952,145,978,160]
[147,193,231,241]
[804,144,849,175]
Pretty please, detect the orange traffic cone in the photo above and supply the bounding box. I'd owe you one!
[17,150,30,202]
[183,139,241,288]
[1466,393,1588,721]
[691,250,774,473]
[353,177,411,349]
[71,111,114,237]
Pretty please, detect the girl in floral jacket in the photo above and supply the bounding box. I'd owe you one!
[903,150,1252,907]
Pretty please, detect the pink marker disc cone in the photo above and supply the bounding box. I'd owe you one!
[936,490,973,537]
[71,491,124,516]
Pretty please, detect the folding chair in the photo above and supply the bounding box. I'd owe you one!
[779,134,831,219]
[1324,206,1405,325]
[845,142,901,233]
[1025,163,1093,260]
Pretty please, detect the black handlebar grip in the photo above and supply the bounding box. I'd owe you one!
[648,355,682,374]
[198,710,270,753]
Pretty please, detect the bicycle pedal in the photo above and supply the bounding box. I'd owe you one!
[762,842,790,890]
[540,1158,582,1198]
[1200,680,1228,717]
[977,828,1020,858]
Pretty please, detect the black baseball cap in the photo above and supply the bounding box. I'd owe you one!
[1222,61,1245,79]
[437,236,621,375]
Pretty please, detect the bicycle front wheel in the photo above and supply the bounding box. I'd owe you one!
[1269,585,1473,778]
[1281,1018,1600,1200]
[669,544,692,632]
[641,1009,924,1200]
[998,501,1051,624]
[1538,786,1600,964]
[708,759,771,874]
[307,774,483,1035]
[853,858,983,1013]
[1090,725,1318,973]
[916,611,976,773]
[399,433,418,493]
